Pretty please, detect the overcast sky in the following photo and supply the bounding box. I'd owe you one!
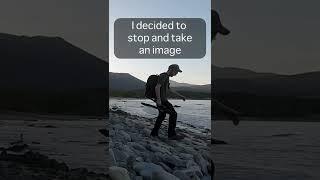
[214,0,320,75]
[0,0,108,61]
[1,0,319,77]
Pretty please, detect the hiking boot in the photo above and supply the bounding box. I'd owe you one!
[168,134,184,140]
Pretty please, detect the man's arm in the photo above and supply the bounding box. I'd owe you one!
[169,88,186,101]
[155,84,162,105]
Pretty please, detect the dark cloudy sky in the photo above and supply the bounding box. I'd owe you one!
[0,0,108,61]
[213,0,320,74]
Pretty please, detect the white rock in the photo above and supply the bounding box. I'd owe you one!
[113,148,129,162]
[133,162,163,179]
[180,153,194,160]
[135,157,144,162]
[194,154,209,175]
[146,144,171,155]
[119,130,132,142]
[128,142,146,151]
[108,166,131,180]
[186,160,198,168]
[159,154,186,168]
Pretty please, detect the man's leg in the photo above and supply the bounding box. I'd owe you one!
[150,110,166,136]
[162,101,177,137]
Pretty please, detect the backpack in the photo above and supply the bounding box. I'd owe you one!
[145,74,159,100]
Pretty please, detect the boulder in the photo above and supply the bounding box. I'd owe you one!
[108,166,131,180]
[133,162,163,179]
[159,154,186,168]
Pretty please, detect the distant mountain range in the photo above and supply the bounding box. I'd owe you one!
[109,72,211,94]
[212,65,320,97]
[212,65,320,118]
[2,32,320,117]
[109,65,320,117]
[110,64,320,99]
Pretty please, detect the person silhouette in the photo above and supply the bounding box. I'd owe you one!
[212,10,230,41]
[211,9,236,180]
[211,10,239,144]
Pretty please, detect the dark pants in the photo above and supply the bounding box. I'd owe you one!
[151,101,177,137]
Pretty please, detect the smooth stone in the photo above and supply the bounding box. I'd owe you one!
[179,153,194,160]
[146,144,171,155]
[118,130,132,142]
[128,142,146,151]
[133,162,163,179]
[136,157,144,162]
[108,166,131,180]
[160,154,186,168]
[186,160,198,168]
[113,149,129,162]
[194,154,209,175]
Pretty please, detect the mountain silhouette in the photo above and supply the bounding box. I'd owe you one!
[212,65,320,118]
[0,33,108,115]
[109,72,211,93]
[0,33,108,89]
[109,72,145,91]
[212,65,320,97]
[212,65,277,79]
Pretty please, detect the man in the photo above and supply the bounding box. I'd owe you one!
[211,10,240,144]
[150,64,186,140]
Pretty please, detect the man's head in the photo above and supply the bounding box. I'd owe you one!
[167,64,182,77]
[212,10,230,40]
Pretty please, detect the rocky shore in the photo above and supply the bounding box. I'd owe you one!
[0,150,109,180]
[107,109,212,180]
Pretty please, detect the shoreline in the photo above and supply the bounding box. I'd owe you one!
[0,113,110,177]
[109,98,211,133]
[108,109,212,180]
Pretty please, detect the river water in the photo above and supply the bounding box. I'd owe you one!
[109,98,211,130]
